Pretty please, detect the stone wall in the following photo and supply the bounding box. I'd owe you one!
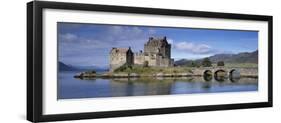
[133,53,173,67]
[239,68,258,77]
[144,38,171,58]
[109,48,133,72]
[110,53,127,72]
[191,67,258,77]
[134,53,145,65]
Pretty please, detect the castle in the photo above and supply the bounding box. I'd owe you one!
[109,37,174,71]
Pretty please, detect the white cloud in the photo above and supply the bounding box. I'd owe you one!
[167,38,174,45]
[148,28,157,34]
[59,33,78,42]
[173,41,215,54]
[59,33,112,50]
[107,26,147,42]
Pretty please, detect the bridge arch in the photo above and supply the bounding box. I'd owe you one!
[214,69,227,76]
[229,69,240,76]
[203,70,213,81]
[214,69,227,82]
[229,69,240,82]
[203,70,212,76]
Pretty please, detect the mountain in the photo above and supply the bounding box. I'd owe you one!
[58,62,78,71]
[208,50,258,63]
[174,50,258,66]
[174,59,194,66]
[58,62,109,72]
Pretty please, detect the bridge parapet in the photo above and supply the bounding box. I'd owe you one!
[191,67,258,77]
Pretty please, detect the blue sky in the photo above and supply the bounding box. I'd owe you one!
[58,22,258,67]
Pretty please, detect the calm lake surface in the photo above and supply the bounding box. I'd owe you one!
[58,71,258,99]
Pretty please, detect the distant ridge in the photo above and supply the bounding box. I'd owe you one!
[58,61,78,71]
[58,61,109,72]
[175,50,258,66]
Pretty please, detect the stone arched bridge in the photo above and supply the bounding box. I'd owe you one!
[191,67,258,77]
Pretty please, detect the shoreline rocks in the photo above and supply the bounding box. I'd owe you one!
[73,67,258,79]
[74,72,256,79]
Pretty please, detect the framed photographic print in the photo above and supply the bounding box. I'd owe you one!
[27,1,273,122]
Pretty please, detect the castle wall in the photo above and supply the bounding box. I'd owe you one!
[144,45,158,54]
[165,44,171,58]
[110,53,127,71]
[144,42,171,58]
[160,58,174,67]
[134,53,173,67]
[146,54,157,66]
[134,53,145,65]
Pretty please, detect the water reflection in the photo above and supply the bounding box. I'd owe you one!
[202,82,211,89]
[203,75,212,82]
[229,69,241,82]
[203,70,213,82]
[214,75,226,82]
[58,71,258,99]
[214,70,227,82]
[229,75,240,82]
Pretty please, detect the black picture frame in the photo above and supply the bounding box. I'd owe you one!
[27,1,273,122]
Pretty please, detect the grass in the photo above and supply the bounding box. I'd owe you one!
[112,63,258,75]
[113,65,193,75]
[223,63,258,68]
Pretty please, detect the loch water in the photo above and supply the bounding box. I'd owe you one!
[58,71,258,99]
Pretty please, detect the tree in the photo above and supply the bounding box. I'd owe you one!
[217,61,225,66]
[85,70,96,74]
[190,61,200,67]
[201,58,212,67]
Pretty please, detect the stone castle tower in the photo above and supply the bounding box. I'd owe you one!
[134,37,173,67]
[109,37,174,71]
[109,47,134,71]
